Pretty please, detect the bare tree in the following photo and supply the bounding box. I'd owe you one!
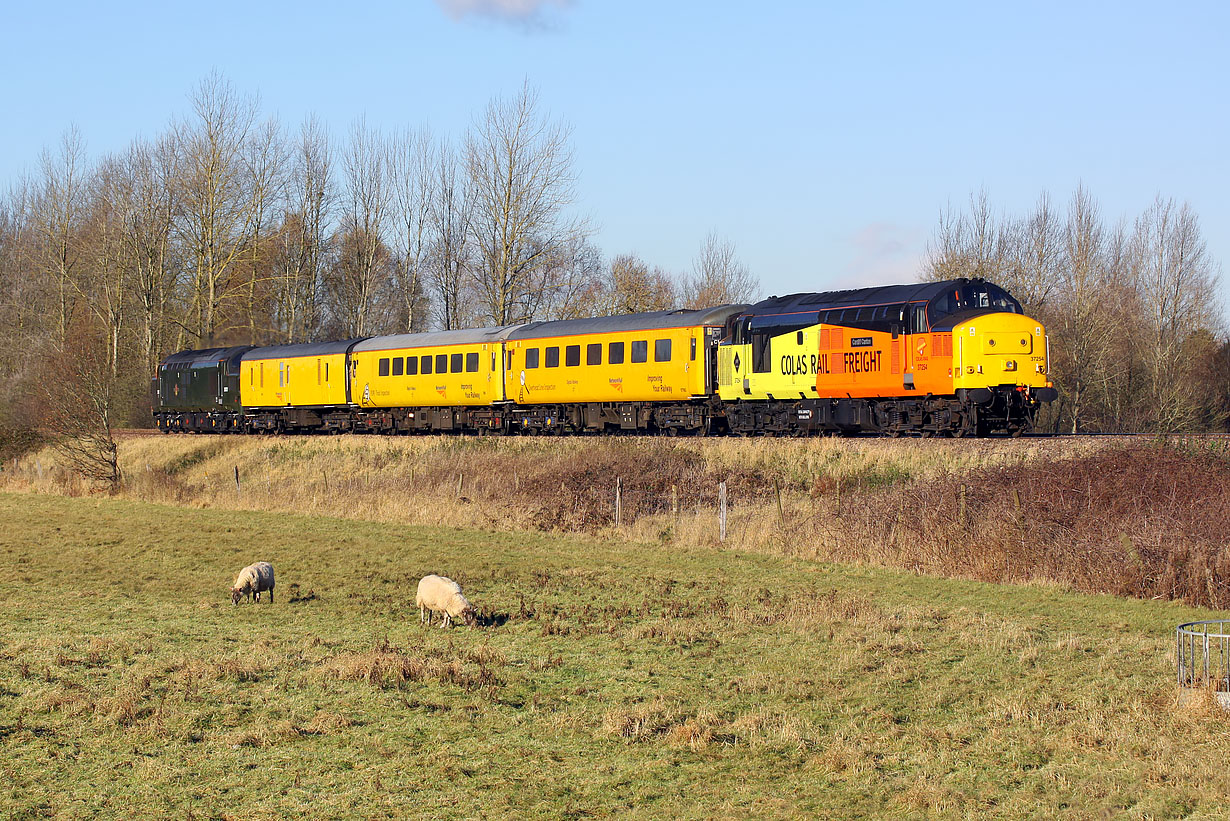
[327,118,392,337]
[605,253,676,314]
[1129,196,1222,431]
[923,189,1003,283]
[120,136,180,373]
[466,81,585,324]
[428,139,475,330]
[531,233,604,320]
[271,117,332,343]
[42,322,122,489]
[240,117,287,344]
[679,231,758,308]
[27,127,89,350]
[389,127,433,333]
[175,72,263,345]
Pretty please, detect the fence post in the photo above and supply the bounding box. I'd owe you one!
[671,483,679,520]
[719,481,727,542]
[615,477,622,528]
[36,459,42,481]
[775,478,785,524]
[958,484,967,529]
[457,473,464,498]
[234,466,241,495]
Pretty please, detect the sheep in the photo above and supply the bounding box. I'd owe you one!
[231,561,275,605]
[416,574,477,628]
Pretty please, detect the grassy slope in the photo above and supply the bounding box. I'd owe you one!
[1,493,1227,819]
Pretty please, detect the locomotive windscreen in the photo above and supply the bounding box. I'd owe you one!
[927,282,1021,327]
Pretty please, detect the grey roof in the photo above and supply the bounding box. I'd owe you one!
[506,305,746,341]
[241,339,366,361]
[352,326,524,353]
[160,346,253,367]
[747,279,981,315]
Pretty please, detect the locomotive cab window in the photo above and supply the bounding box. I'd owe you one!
[526,348,540,369]
[565,345,580,367]
[451,353,463,373]
[587,343,602,366]
[406,357,417,375]
[421,355,432,375]
[631,340,648,363]
[466,352,479,372]
[752,333,772,373]
[392,358,403,377]
[436,354,448,374]
[608,342,625,364]
[654,339,671,362]
[545,347,560,368]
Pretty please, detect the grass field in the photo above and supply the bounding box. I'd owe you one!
[2,492,1228,819]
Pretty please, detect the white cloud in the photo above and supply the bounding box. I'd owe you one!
[435,0,573,26]
[837,222,926,289]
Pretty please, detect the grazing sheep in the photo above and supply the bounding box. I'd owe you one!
[416,574,476,628]
[231,561,275,605]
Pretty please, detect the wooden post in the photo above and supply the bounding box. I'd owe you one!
[774,478,785,524]
[514,469,519,491]
[234,466,241,495]
[36,459,43,481]
[719,481,727,542]
[958,484,967,529]
[671,483,679,519]
[457,473,464,497]
[615,477,622,528]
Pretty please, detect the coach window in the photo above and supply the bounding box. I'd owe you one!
[406,356,417,376]
[654,339,671,362]
[379,358,390,377]
[545,347,560,368]
[608,341,625,364]
[466,352,479,372]
[392,357,403,376]
[565,345,580,367]
[526,348,540,369]
[631,340,648,363]
[451,353,463,373]
[587,343,602,365]
[421,355,432,375]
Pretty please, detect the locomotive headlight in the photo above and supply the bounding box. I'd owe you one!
[966,366,975,374]
[1004,360,1017,371]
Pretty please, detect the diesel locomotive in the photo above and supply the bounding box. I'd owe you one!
[153,278,1056,437]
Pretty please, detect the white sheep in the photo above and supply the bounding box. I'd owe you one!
[231,561,275,605]
[416,574,477,628]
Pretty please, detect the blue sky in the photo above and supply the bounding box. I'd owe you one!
[2,0,1226,314]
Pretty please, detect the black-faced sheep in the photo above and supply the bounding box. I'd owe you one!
[416,574,476,628]
[231,561,275,605]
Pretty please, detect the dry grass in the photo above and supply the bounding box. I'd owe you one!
[3,490,1230,817]
[5,432,1227,608]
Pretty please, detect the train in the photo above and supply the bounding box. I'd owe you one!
[152,277,1057,438]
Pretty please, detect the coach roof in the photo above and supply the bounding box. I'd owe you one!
[352,326,524,352]
[506,305,746,341]
[241,339,366,361]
